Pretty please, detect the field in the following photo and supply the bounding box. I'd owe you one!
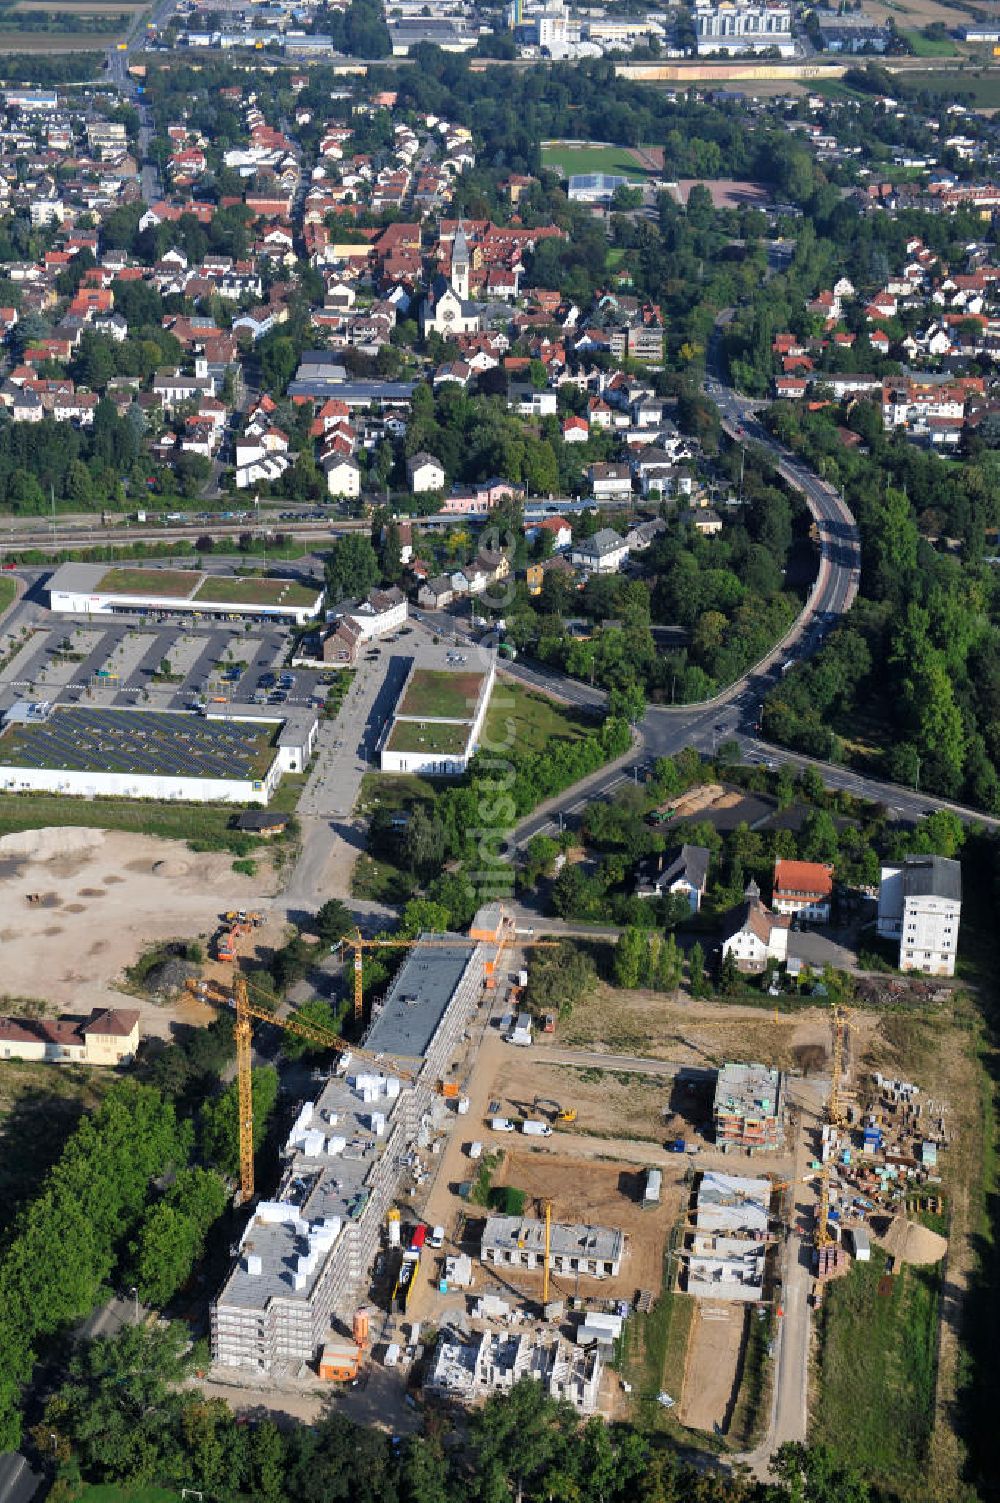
[901,27,959,53]
[0,575,15,617]
[540,142,653,182]
[97,566,201,598]
[192,574,320,608]
[896,68,1000,107]
[385,719,470,755]
[485,679,590,757]
[398,668,485,721]
[814,1249,941,1499]
[0,791,257,851]
[13,1,146,9]
[0,31,115,46]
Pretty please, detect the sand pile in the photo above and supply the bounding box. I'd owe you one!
[0,827,105,860]
[878,1214,947,1266]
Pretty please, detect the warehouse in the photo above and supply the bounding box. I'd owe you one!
[380,660,496,775]
[211,928,489,1372]
[47,561,324,626]
[0,702,311,805]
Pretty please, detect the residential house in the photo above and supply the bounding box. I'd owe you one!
[570,528,629,575]
[720,880,790,973]
[323,454,361,499]
[585,462,632,502]
[635,843,710,911]
[407,451,446,493]
[771,859,834,923]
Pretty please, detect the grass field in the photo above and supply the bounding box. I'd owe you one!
[0,31,115,46]
[901,27,959,52]
[398,668,485,721]
[814,1247,940,1499]
[541,142,650,181]
[484,680,590,758]
[0,575,16,618]
[900,68,1000,106]
[0,792,257,852]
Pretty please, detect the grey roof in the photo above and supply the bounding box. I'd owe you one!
[363,934,478,1060]
[47,560,106,594]
[649,842,710,892]
[286,378,416,406]
[482,1214,624,1264]
[576,527,627,557]
[0,1454,40,1503]
[902,854,962,903]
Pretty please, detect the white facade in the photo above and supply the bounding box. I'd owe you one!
[570,528,630,574]
[0,759,281,805]
[407,454,446,493]
[694,0,794,54]
[324,456,361,499]
[380,658,496,776]
[47,562,323,628]
[877,857,961,977]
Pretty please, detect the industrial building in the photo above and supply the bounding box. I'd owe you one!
[211,927,492,1372]
[0,702,316,805]
[47,561,324,626]
[686,1171,769,1302]
[0,1007,139,1065]
[713,1062,783,1152]
[694,0,794,54]
[425,1330,603,1412]
[877,855,962,977]
[480,1216,625,1279]
[379,661,496,776]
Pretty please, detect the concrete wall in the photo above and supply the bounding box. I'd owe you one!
[0,760,279,804]
[50,588,319,627]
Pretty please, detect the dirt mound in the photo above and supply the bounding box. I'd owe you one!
[877,1214,947,1266]
[142,955,198,997]
[152,858,191,878]
[0,827,105,861]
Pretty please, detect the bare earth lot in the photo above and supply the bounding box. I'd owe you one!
[0,825,277,1035]
[680,1305,745,1431]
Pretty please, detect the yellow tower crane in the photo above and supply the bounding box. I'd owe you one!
[187,973,413,1205]
[542,1198,553,1308]
[815,1003,854,1250]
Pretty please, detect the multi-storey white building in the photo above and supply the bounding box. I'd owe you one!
[877,855,962,976]
[694,0,794,55]
[211,932,493,1372]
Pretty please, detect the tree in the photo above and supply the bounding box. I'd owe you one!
[280,998,344,1061]
[129,1167,226,1309]
[608,682,646,725]
[524,943,597,1018]
[199,1067,278,1178]
[325,534,379,603]
[614,927,648,989]
[314,898,353,946]
[688,940,706,997]
[800,808,839,864]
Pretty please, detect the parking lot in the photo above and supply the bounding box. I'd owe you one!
[0,614,330,718]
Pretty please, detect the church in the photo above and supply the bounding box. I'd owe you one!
[420,225,483,339]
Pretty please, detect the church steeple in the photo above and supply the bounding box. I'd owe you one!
[451,221,470,302]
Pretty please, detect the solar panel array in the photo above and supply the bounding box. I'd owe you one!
[0,707,275,780]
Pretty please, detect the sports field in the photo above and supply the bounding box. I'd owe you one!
[541,142,652,181]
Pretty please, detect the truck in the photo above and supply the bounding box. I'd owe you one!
[521,1120,553,1137]
[646,806,676,827]
[668,1138,687,1153]
[491,1117,516,1133]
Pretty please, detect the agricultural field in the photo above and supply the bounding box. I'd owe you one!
[900,27,959,53]
[540,141,653,181]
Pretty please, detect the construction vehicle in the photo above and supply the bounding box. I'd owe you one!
[533,1096,577,1124]
[185,972,413,1205]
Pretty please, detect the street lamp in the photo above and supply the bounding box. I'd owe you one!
[129,1285,139,1324]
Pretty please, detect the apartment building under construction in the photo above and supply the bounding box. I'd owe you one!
[713,1061,784,1153]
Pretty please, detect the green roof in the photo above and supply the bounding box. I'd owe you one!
[96,567,202,597]
[385,720,472,756]
[398,669,486,722]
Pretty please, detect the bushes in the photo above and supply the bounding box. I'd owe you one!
[129,1167,227,1309]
